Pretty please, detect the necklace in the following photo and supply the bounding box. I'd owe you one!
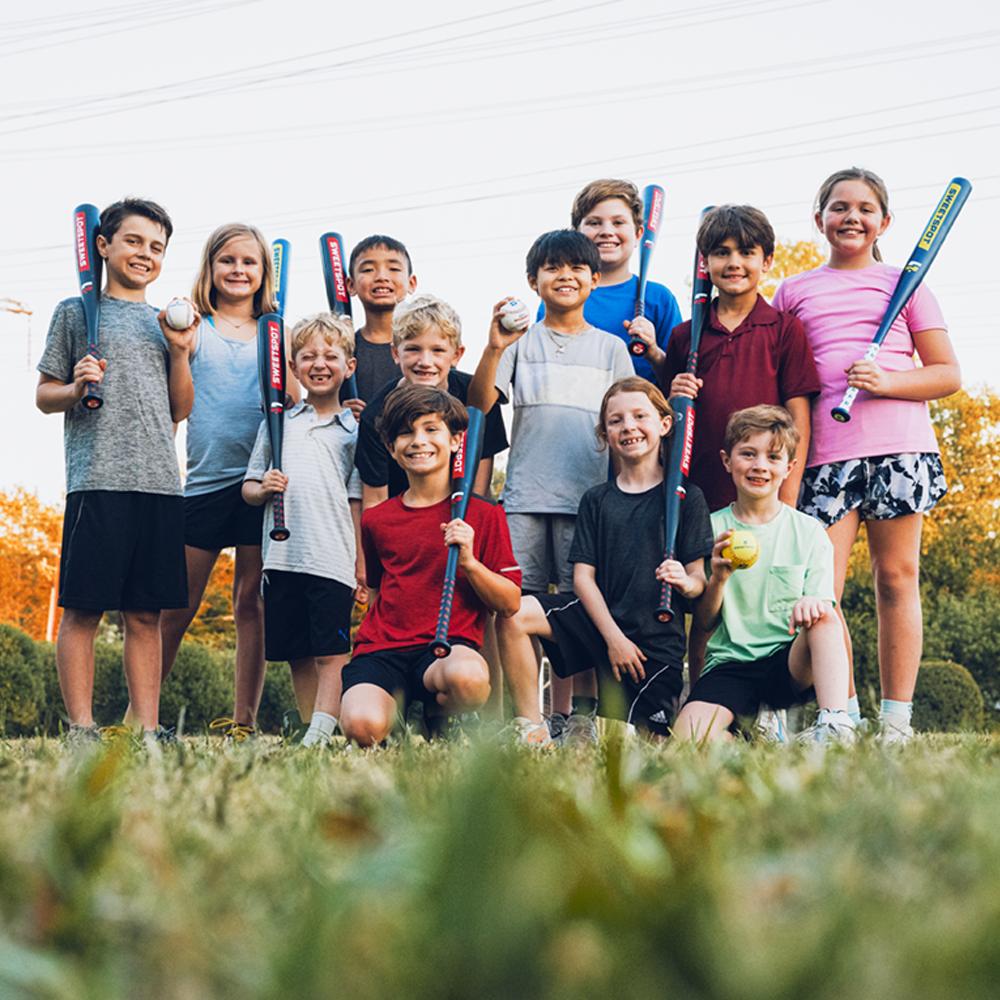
[215,313,252,331]
[543,325,576,355]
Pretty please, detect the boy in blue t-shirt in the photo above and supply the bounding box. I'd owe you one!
[537,178,682,386]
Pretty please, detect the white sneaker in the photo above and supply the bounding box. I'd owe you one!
[879,719,914,746]
[559,713,599,748]
[796,709,857,746]
[755,708,789,743]
[507,717,553,748]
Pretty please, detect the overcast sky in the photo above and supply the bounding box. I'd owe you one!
[1,0,997,501]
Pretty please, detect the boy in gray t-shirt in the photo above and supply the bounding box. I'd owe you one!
[469,230,632,743]
[36,197,197,741]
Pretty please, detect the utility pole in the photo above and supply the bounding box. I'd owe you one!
[0,297,33,367]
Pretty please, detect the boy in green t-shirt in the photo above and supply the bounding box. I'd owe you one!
[673,405,855,744]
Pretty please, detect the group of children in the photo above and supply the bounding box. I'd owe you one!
[38,167,960,748]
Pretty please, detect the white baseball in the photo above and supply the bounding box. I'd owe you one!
[165,297,196,331]
[500,298,530,332]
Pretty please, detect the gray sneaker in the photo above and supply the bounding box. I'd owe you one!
[547,712,569,741]
[63,724,101,749]
[559,713,599,748]
[796,709,857,746]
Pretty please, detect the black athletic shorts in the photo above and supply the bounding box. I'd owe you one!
[262,570,354,661]
[536,593,683,735]
[59,491,187,612]
[184,482,264,550]
[342,640,477,707]
[686,642,814,720]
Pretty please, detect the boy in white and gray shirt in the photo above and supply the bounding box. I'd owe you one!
[469,230,632,743]
[243,313,363,747]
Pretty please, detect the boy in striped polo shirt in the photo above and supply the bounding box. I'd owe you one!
[243,313,364,747]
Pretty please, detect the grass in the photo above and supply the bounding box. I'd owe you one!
[2,732,1000,999]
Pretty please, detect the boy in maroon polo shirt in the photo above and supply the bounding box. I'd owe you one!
[664,206,819,729]
[664,205,819,512]
[339,384,521,746]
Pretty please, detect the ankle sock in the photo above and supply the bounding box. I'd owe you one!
[879,699,912,727]
[571,696,598,718]
[309,711,338,736]
[847,695,861,725]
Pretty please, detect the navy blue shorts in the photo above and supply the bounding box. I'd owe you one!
[263,570,354,662]
[59,491,187,612]
[184,482,264,550]
[342,640,477,706]
[687,642,814,720]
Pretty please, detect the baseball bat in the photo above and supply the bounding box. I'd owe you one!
[257,312,290,541]
[271,239,290,318]
[832,176,972,422]
[318,231,359,401]
[73,203,103,410]
[656,207,714,623]
[629,183,665,356]
[430,407,486,658]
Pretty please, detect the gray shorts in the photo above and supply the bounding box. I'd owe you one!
[505,512,576,593]
[799,452,947,527]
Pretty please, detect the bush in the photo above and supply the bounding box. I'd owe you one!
[160,643,234,732]
[256,663,298,734]
[912,660,985,732]
[0,624,45,735]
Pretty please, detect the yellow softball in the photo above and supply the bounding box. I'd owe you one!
[722,529,759,570]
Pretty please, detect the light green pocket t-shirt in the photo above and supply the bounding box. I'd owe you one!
[703,504,835,673]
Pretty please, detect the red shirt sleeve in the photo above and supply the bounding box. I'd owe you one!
[472,501,522,590]
[776,311,821,402]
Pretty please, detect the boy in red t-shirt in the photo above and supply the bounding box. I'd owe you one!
[340,384,522,746]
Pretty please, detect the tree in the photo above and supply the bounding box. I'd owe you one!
[0,489,62,641]
[758,239,826,301]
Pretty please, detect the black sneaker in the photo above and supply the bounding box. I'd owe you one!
[547,712,569,741]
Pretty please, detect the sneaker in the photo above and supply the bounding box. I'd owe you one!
[546,712,569,741]
[559,713,599,748]
[796,709,857,746]
[755,708,789,743]
[151,725,178,745]
[504,716,553,748]
[63,723,101,749]
[879,719,914,746]
[208,717,257,742]
[99,724,137,744]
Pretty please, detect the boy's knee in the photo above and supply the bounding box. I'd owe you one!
[340,701,393,746]
[122,609,161,629]
[233,584,263,625]
[444,662,490,708]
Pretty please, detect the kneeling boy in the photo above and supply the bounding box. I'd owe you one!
[673,405,854,743]
[340,384,521,746]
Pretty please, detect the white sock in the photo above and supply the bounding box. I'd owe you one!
[847,695,861,725]
[880,699,912,728]
[301,711,338,747]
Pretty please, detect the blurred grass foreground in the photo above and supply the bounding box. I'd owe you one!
[3,735,1000,999]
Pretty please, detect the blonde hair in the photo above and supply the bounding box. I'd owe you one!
[571,179,643,231]
[815,167,891,263]
[290,312,355,360]
[723,404,799,462]
[596,376,673,450]
[191,223,277,317]
[391,294,462,349]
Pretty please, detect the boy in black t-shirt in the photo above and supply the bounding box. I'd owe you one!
[497,377,713,736]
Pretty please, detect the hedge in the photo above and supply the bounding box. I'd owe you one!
[912,660,985,733]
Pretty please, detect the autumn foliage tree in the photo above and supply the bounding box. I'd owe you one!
[759,239,826,301]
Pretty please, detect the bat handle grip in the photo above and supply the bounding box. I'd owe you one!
[655,574,674,623]
[270,491,290,541]
[431,567,458,658]
[831,386,858,423]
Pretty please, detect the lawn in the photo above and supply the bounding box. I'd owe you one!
[2,733,1000,999]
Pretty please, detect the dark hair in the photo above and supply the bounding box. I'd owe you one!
[525,229,601,279]
[100,197,173,244]
[377,383,468,449]
[696,205,774,258]
[349,234,413,277]
[571,179,643,230]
